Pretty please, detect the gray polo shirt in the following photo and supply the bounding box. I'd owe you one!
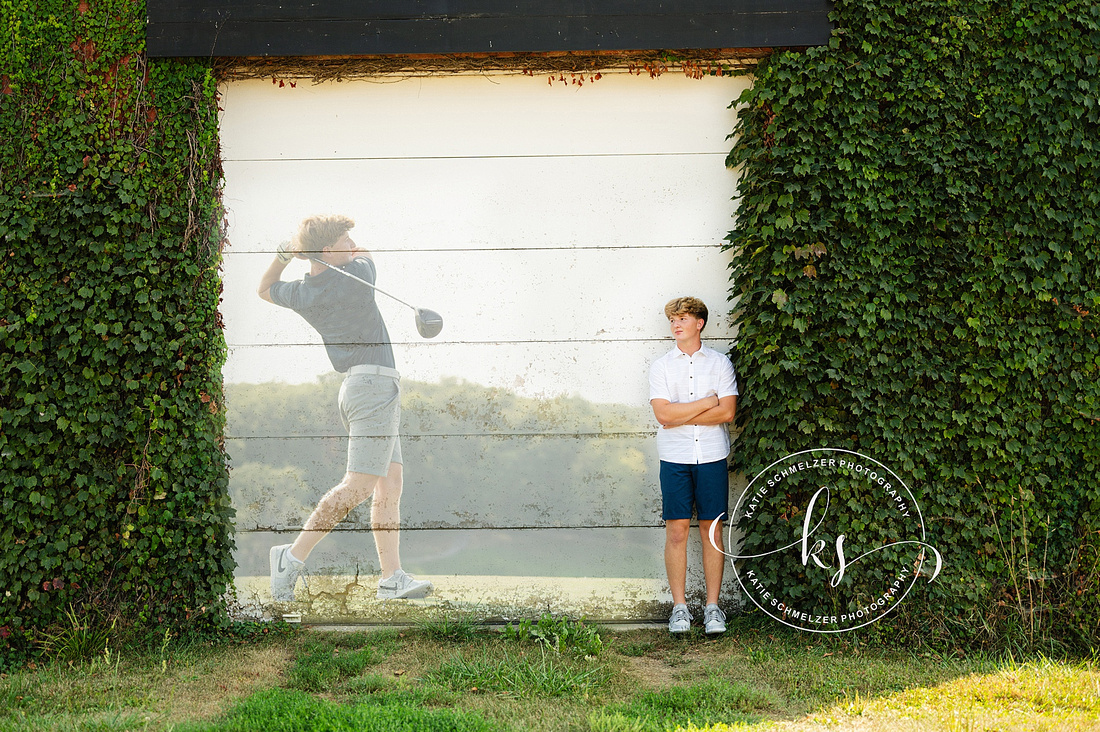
[269,257,396,372]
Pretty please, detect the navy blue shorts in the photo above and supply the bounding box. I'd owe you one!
[659,459,729,521]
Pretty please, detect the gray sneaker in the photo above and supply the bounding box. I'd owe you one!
[377,569,433,600]
[270,544,305,602]
[704,604,727,634]
[668,603,693,633]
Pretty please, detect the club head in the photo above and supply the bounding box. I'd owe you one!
[414,308,443,339]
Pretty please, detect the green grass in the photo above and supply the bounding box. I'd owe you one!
[427,648,611,698]
[285,629,400,692]
[417,616,487,644]
[590,679,779,731]
[618,640,657,658]
[177,687,499,732]
[0,622,1096,731]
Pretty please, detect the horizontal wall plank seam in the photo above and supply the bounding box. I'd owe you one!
[240,524,668,532]
[226,432,657,439]
[223,152,734,162]
[226,338,725,345]
[235,245,731,253]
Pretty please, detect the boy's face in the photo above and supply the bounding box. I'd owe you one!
[322,232,361,265]
[669,312,704,344]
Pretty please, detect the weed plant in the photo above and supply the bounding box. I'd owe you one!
[502,613,604,657]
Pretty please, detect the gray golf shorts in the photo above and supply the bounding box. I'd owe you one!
[338,368,403,477]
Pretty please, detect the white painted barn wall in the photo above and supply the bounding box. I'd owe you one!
[218,71,751,622]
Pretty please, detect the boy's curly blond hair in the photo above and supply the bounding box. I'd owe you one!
[291,214,356,255]
[664,297,709,330]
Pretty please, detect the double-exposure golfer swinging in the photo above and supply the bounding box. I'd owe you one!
[258,214,434,602]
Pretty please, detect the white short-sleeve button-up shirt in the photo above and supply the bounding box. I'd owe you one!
[649,344,738,465]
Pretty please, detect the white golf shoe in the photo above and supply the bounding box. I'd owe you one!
[377,569,433,599]
[270,544,306,602]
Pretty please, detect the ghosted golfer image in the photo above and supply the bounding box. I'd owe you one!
[257,214,432,601]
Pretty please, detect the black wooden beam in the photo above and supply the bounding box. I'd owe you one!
[146,1,833,58]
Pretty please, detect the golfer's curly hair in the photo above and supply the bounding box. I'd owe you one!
[664,296,709,329]
[292,214,356,255]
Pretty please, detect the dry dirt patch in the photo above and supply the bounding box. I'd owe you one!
[622,654,684,690]
[156,644,293,725]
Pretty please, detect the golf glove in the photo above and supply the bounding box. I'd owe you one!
[276,241,294,264]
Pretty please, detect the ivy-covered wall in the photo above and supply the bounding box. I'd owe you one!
[0,0,233,661]
[728,0,1099,647]
[2,0,1097,658]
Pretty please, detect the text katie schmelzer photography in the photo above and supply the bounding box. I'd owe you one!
[713,449,943,633]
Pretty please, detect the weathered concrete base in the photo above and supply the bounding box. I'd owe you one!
[233,573,682,624]
[232,524,745,623]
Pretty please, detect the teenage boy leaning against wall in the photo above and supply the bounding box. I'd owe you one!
[649,296,738,634]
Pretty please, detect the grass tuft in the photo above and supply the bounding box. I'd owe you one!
[35,605,114,666]
[417,616,485,644]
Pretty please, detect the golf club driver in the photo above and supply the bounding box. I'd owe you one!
[309,257,443,338]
